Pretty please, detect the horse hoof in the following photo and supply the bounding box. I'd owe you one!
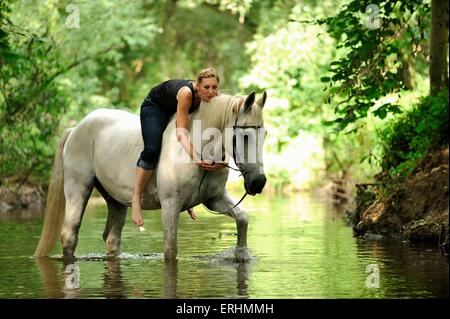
[234,247,251,262]
[62,255,76,267]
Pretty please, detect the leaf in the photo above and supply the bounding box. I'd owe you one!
[373,107,388,119]
[359,155,368,163]
[387,104,402,114]
[332,74,343,81]
[322,118,341,126]
[415,122,426,133]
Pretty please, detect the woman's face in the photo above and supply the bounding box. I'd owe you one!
[196,77,219,102]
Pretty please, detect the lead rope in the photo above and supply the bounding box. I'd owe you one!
[198,163,248,216]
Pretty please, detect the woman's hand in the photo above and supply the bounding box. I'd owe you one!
[196,160,227,171]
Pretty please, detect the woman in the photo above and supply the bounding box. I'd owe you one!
[132,68,225,227]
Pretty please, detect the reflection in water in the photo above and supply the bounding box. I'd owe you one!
[36,257,127,299]
[35,258,83,299]
[0,208,43,222]
[1,194,448,298]
[161,256,251,299]
[103,258,126,299]
[35,258,64,298]
[33,255,252,299]
[164,259,177,299]
[236,262,249,298]
[355,238,449,298]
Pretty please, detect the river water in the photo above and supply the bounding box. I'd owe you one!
[0,193,448,298]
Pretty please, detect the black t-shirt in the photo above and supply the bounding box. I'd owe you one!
[147,79,197,116]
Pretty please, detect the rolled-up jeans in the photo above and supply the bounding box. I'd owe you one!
[137,98,169,171]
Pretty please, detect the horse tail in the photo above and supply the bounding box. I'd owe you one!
[34,128,72,258]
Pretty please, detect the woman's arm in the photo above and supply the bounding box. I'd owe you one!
[176,87,225,171]
[176,87,199,163]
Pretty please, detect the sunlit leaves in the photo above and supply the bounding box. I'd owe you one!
[316,0,431,132]
[240,2,338,140]
[379,91,449,178]
[0,0,159,179]
[180,0,253,19]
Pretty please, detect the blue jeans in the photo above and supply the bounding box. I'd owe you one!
[137,98,169,170]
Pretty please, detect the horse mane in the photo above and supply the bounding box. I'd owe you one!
[196,94,263,130]
[196,94,241,131]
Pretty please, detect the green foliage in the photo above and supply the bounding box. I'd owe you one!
[1,3,68,179]
[137,3,253,98]
[0,0,442,195]
[379,90,449,178]
[238,1,382,185]
[0,0,257,182]
[316,0,431,132]
[266,166,291,195]
[240,1,341,136]
[0,0,158,180]
[181,0,253,18]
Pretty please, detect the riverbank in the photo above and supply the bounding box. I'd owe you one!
[352,146,449,252]
[0,182,46,213]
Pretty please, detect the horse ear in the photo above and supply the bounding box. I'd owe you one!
[244,91,256,112]
[256,91,267,108]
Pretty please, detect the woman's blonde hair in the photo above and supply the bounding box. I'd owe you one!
[196,67,220,84]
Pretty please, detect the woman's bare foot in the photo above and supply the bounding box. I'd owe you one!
[132,194,144,226]
[187,207,197,220]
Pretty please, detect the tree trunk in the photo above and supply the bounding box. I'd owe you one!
[161,0,178,33]
[400,54,416,90]
[429,0,449,95]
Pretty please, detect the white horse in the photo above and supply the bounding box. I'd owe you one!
[34,91,267,261]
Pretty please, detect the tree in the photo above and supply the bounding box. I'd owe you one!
[429,0,449,95]
[317,0,431,132]
[0,1,157,180]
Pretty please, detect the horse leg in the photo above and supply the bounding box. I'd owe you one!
[160,198,181,260]
[60,174,94,260]
[204,191,250,261]
[102,200,127,257]
[95,178,127,257]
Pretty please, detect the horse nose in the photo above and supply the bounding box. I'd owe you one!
[250,175,266,194]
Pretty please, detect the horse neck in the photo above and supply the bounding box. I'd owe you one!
[197,95,239,132]
[190,95,239,157]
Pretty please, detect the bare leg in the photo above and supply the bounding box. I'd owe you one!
[132,167,153,226]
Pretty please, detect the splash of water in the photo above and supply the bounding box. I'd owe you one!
[194,247,259,264]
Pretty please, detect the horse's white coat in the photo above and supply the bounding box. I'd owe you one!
[60,93,266,259]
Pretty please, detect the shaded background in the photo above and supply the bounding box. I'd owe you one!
[1,0,446,195]
[0,0,448,299]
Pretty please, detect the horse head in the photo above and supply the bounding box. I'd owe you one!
[226,91,267,195]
